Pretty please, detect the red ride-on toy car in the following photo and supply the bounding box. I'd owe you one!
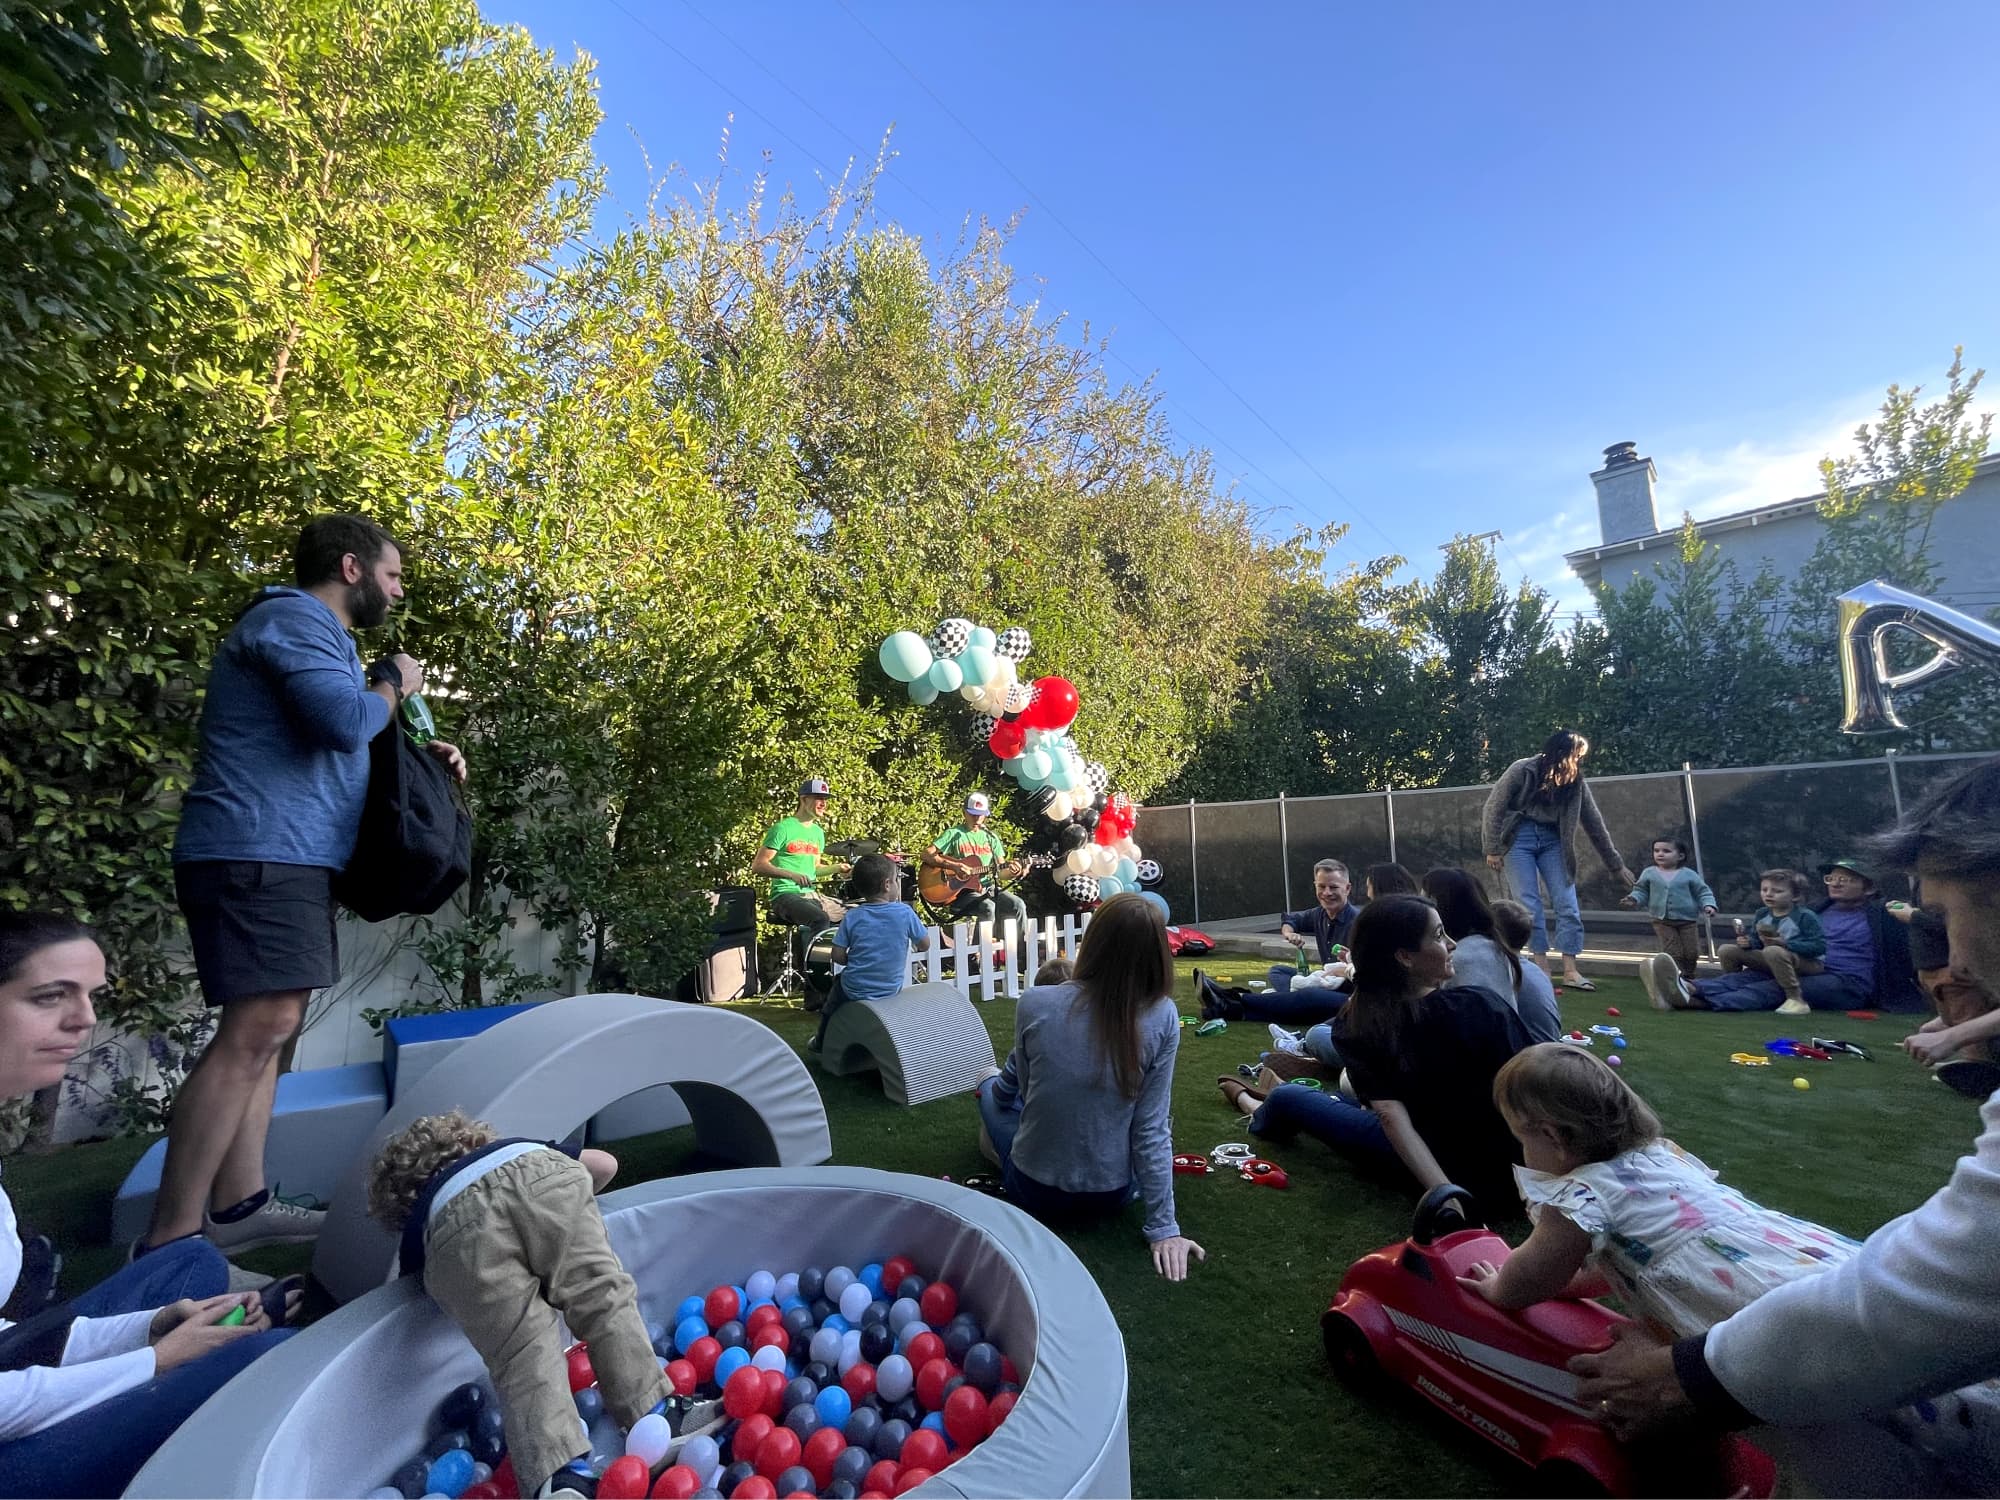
[1323,1186,1775,1498]
[1165,924,1214,956]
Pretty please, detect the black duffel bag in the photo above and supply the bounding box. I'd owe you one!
[334,709,472,922]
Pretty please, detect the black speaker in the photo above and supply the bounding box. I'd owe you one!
[674,934,754,1003]
[708,885,756,938]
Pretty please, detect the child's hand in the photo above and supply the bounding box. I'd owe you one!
[581,1147,619,1193]
[1456,1261,1506,1304]
[1701,905,1717,916]
[1618,896,1638,909]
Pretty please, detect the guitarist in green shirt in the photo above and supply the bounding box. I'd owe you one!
[921,792,1030,934]
[752,777,849,927]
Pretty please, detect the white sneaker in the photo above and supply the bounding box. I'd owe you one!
[1776,997,1812,1016]
[204,1194,324,1253]
[1267,1025,1306,1056]
[1640,952,1685,1010]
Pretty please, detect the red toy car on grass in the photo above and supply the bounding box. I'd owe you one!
[1165,924,1214,956]
[1323,1186,1775,1498]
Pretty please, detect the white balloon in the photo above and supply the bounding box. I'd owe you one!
[959,683,983,701]
[1091,844,1119,876]
[625,1413,672,1468]
[1047,792,1073,820]
[1065,848,1093,874]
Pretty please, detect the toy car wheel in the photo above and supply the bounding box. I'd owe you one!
[1321,1310,1378,1385]
[1410,1182,1481,1244]
[1533,1458,1611,1498]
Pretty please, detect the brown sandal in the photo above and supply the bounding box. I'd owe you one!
[1216,1075,1266,1111]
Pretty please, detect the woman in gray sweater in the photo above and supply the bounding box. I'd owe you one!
[1481,729,1636,991]
[974,894,1205,1281]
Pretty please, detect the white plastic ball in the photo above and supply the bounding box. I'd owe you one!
[838,1328,864,1374]
[810,1327,843,1367]
[745,1270,777,1303]
[625,1412,672,1467]
[679,1434,722,1486]
[751,1344,787,1371]
[824,1265,857,1300]
[888,1297,922,1333]
[775,1272,800,1303]
[838,1282,872,1323]
[876,1353,914,1402]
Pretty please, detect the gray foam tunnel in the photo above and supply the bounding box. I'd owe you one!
[127,1168,1132,1498]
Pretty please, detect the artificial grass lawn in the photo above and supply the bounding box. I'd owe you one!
[7,967,1977,1497]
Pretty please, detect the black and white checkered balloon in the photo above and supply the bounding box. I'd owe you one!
[1003,683,1031,713]
[929,618,972,657]
[1062,872,1100,906]
[1085,761,1110,796]
[995,625,1032,662]
[969,712,997,744]
[1136,858,1162,887]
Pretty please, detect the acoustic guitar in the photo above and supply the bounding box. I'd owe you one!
[919,852,1054,907]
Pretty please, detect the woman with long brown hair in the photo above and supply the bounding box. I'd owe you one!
[974,893,1205,1280]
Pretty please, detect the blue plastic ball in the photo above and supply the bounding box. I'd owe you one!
[573,1388,604,1423]
[676,1295,706,1325]
[674,1315,709,1353]
[713,1346,751,1385]
[1613,1036,1628,1049]
[823,1313,852,1335]
[857,1262,885,1299]
[424,1450,474,1499]
[779,1294,808,1314]
[814,1385,853,1430]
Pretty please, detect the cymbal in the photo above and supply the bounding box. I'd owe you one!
[826,838,882,858]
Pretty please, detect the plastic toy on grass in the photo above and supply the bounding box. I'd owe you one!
[1164,925,1215,956]
[1239,1159,1288,1189]
[1322,1186,1776,1498]
[1172,1153,1210,1176]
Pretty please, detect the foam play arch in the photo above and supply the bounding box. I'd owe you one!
[130,1168,1131,1499]
[310,993,833,1304]
[814,981,998,1105]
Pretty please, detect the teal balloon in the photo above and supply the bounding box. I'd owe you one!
[877,631,933,683]
[1019,749,1052,782]
[1046,756,1073,791]
[927,658,963,693]
[968,625,997,651]
[1115,857,1138,884]
[1141,890,1171,921]
[957,645,998,688]
[1096,876,1125,899]
[908,678,940,706]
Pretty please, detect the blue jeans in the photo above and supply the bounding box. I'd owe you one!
[1302,1024,1342,1068]
[974,1077,1131,1222]
[1249,1084,1397,1169]
[0,1239,294,1498]
[1505,820,1584,957]
[1237,987,1347,1027]
[1697,970,1871,1013]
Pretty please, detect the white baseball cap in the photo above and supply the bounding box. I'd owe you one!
[799,777,832,798]
[965,792,991,816]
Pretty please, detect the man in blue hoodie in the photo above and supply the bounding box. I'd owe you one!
[137,516,466,1264]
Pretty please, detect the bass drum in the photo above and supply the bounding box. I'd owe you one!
[803,925,840,1012]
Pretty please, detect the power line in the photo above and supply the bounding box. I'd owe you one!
[829,0,1402,557]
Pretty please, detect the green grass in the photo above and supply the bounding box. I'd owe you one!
[6,969,1974,1497]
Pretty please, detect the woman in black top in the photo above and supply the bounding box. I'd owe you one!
[1217,895,1531,1212]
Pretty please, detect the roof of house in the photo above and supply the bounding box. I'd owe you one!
[1564,450,2000,586]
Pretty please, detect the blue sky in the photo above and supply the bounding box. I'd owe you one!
[494,0,2000,612]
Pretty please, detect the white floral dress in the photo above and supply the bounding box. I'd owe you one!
[1513,1138,1858,1337]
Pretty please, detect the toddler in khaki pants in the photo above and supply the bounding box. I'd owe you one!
[368,1111,668,1496]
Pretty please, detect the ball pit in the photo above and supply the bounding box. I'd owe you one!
[128,1168,1129,1499]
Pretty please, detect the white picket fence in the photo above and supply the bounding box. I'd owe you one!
[898,911,1094,1000]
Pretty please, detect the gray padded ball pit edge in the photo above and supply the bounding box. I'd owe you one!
[126,1167,1132,1499]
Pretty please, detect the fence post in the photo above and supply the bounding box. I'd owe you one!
[1885,749,1905,820]
[1277,791,1292,913]
[1383,784,1397,866]
[1186,799,1201,926]
[1682,761,1714,959]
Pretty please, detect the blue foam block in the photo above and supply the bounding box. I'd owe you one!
[383,1001,543,1102]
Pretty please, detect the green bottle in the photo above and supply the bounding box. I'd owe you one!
[401,693,436,746]
[1296,943,1311,973]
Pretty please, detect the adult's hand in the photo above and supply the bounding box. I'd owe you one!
[151,1297,263,1372]
[1616,866,1639,889]
[1149,1236,1206,1282]
[388,652,424,696]
[1568,1322,1691,1440]
[1903,1025,1961,1068]
[1485,853,1504,871]
[426,739,468,784]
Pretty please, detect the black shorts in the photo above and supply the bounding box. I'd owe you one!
[175,860,338,1005]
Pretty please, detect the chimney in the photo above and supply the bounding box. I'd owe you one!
[1591,441,1658,544]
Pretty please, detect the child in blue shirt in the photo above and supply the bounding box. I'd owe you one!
[1621,836,1718,982]
[810,854,926,1048]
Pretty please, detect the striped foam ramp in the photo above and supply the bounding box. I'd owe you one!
[813,981,998,1105]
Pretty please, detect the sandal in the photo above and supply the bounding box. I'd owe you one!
[260,1274,304,1329]
[1217,1076,1265,1111]
[1564,974,1597,991]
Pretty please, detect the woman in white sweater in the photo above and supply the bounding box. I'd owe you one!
[1,912,292,1499]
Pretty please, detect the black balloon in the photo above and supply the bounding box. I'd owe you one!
[469,1407,507,1466]
[436,1381,487,1433]
[803,1360,835,1389]
[1060,823,1090,850]
[859,1324,894,1364]
[424,1429,470,1462]
[810,1296,837,1325]
[1076,808,1099,831]
[797,1267,826,1302]
[1027,786,1057,813]
[784,1403,820,1441]
[863,1299,891,1328]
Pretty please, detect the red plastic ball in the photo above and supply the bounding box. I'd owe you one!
[917,1282,958,1327]
[684,1336,722,1384]
[750,1322,790,1356]
[733,1412,776,1463]
[842,1361,878,1403]
[759,1365,789,1417]
[864,1461,900,1496]
[784,1493,815,1499]
[490,1457,519,1499]
[986,1390,1018,1430]
[732,1480,776,1500]
[998,1354,1019,1385]
[899,1429,948,1472]
[880,1255,917,1292]
[802,1426,847,1489]
[462,1486,502,1500]
[913,1357,953,1412]
[754,1426,803,1481]
[597,1456,650,1500]
[745,1303,784,1335]
[705,1284,741,1327]
[664,1358,698,1395]
[944,1385,990,1447]
[904,1331,944,1370]
[894,1468,934,1496]
[650,1467,701,1500]
[724,1365,768,1421]
[565,1344,595,1392]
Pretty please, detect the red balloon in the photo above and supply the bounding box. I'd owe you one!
[913,1356,953,1412]
[745,1304,784,1335]
[760,1364,789,1417]
[881,1255,917,1291]
[733,1412,776,1463]
[750,1322,790,1356]
[650,1468,701,1500]
[944,1385,990,1447]
[899,1429,948,1473]
[565,1345,595,1392]
[491,1457,519,1499]
[689,1336,724,1382]
[802,1426,847,1489]
[665,1357,698,1395]
[864,1461,900,1496]
[733,1480,777,1500]
[904,1331,944,1370]
[598,1456,650,1500]
[917,1282,958,1326]
[987,720,1027,760]
[1022,676,1079,731]
[755,1426,803,1480]
[842,1361,878,1403]
[894,1469,935,1496]
[705,1285,742,1326]
[986,1390,1018,1430]
[725,1366,768,1420]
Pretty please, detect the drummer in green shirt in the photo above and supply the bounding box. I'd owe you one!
[752,777,849,927]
